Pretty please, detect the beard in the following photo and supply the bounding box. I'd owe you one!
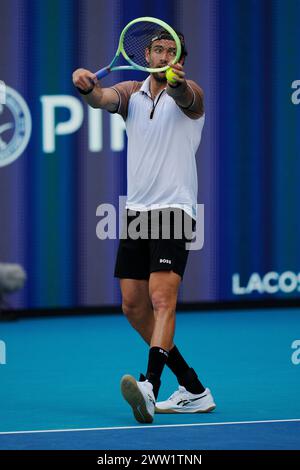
[152,71,167,83]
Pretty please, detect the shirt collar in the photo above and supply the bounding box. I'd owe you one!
[140,75,167,98]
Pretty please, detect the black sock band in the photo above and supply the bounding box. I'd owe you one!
[167,346,205,394]
[166,345,190,377]
[145,347,169,398]
[178,367,205,394]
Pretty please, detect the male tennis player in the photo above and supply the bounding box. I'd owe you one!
[73,30,216,423]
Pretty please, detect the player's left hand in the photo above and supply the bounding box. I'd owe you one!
[168,62,186,84]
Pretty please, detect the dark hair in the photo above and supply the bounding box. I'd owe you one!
[149,29,188,60]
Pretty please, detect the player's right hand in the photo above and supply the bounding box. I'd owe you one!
[72,68,97,91]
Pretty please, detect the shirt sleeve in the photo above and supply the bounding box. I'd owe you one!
[109,81,141,120]
[167,79,204,120]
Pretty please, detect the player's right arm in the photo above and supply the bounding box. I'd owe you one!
[72,68,119,112]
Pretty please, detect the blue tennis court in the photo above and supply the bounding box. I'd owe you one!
[0,308,299,449]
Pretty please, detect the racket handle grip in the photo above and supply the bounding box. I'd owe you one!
[95,67,110,80]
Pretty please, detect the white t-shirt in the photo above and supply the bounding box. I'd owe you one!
[111,75,205,219]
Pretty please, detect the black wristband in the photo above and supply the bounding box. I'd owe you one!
[168,81,181,89]
[76,86,94,95]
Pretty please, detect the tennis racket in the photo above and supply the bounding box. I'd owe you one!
[95,17,182,79]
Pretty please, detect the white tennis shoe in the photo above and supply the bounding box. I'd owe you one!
[121,374,156,423]
[155,386,216,414]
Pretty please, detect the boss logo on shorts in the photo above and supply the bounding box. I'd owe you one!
[159,259,172,264]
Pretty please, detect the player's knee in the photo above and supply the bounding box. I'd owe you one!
[151,291,176,315]
[122,300,143,321]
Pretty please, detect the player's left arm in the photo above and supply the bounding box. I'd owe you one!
[166,63,204,119]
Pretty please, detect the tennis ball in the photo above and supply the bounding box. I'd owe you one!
[166,67,178,84]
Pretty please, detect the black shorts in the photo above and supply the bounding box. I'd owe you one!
[114,208,196,280]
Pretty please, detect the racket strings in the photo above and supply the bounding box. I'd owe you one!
[123,21,178,69]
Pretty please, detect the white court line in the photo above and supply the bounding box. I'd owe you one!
[0,418,300,436]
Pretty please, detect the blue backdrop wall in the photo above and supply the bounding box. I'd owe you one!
[0,0,300,309]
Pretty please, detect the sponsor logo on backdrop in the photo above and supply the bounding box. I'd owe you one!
[0,340,6,365]
[232,271,300,295]
[0,85,126,167]
[291,340,300,365]
[0,86,32,168]
[40,95,125,153]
